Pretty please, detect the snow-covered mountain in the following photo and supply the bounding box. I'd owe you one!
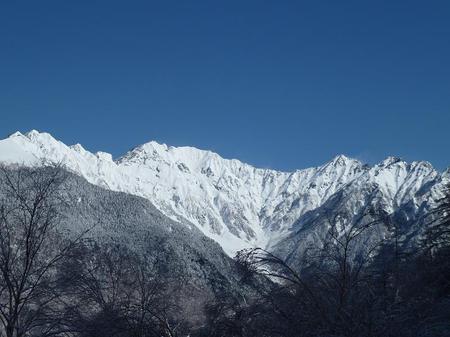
[0,130,448,256]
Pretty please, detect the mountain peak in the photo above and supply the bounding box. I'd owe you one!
[8,131,24,138]
[141,140,168,151]
[331,154,354,165]
[411,160,434,170]
[7,130,50,141]
[117,140,168,165]
[323,154,362,171]
[25,129,41,137]
[379,156,404,167]
[24,129,58,143]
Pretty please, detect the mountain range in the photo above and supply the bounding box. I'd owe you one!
[0,130,448,259]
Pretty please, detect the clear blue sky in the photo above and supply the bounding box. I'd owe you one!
[0,1,449,170]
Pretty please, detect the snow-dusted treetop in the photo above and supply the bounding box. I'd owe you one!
[0,130,447,255]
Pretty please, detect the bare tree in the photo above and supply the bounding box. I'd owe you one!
[234,205,390,337]
[0,165,83,337]
[67,242,185,337]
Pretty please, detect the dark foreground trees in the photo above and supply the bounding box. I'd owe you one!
[61,242,187,337]
[0,165,82,337]
[197,186,450,337]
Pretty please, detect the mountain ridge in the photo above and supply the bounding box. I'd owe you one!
[0,130,447,256]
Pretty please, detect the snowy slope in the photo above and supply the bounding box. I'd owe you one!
[271,157,444,264]
[0,130,446,256]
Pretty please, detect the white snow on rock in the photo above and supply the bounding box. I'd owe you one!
[0,130,446,255]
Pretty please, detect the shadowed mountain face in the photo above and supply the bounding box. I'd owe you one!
[0,130,448,260]
[61,172,240,287]
[71,173,250,289]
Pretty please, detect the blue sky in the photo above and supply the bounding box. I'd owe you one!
[0,1,449,170]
